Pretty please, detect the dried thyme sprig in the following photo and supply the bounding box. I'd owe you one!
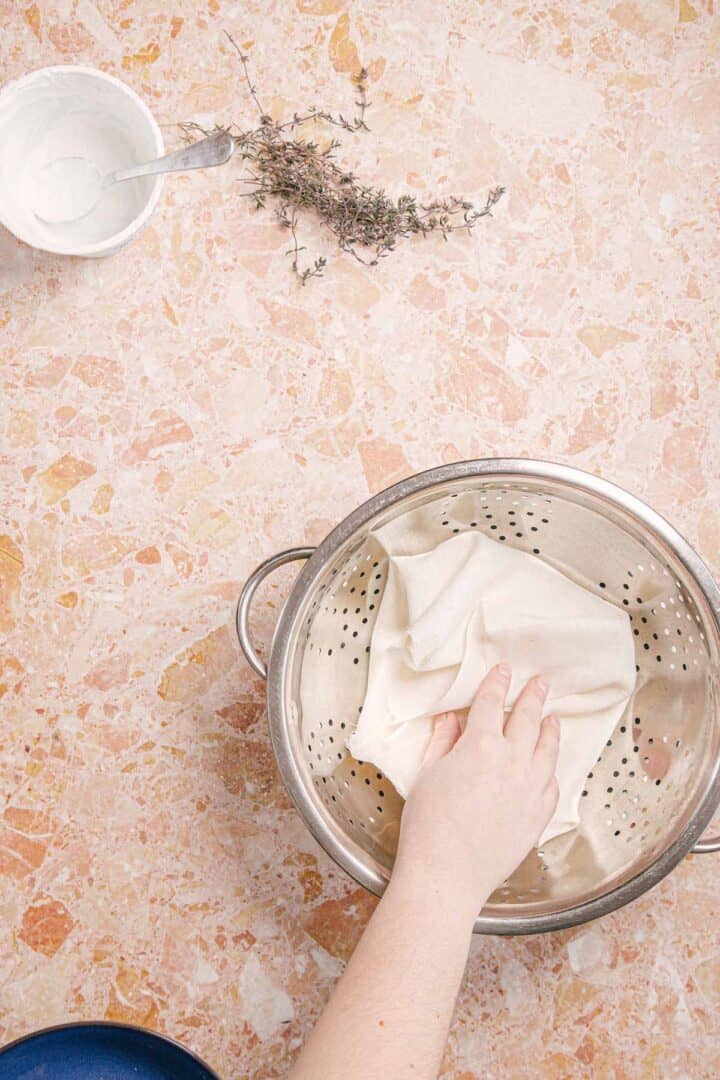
[179,32,503,282]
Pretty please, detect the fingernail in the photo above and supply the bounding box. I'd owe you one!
[497,662,512,679]
[536,677,549,697]
[547,714,559,729]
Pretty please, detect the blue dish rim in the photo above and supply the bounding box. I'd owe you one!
[0,1020,222,1078]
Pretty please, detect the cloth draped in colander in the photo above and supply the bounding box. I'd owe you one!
[347,525,637,846]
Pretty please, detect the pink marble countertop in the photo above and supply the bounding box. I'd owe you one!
[1,1,719,1077]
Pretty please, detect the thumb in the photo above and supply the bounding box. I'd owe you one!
[421,712,461,769]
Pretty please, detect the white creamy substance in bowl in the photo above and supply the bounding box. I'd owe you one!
[0,66,164,257]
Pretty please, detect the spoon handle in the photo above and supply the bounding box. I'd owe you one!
[111,132,235,184]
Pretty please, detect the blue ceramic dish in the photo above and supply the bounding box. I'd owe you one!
[0,1022,221,1079]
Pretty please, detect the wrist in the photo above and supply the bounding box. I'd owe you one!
[387,857,488,935]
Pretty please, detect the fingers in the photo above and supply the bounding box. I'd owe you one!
[421,712,461,769]
[466,664,512,736]
[504,675,548,748]
[533,714,560,784]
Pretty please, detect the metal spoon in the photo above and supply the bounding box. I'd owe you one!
[32,131,235,226]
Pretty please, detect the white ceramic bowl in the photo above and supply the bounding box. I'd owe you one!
[0,65,164,257]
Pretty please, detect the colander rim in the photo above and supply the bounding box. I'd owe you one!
[264,457,720,934]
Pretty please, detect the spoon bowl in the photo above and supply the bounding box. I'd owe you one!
[32,156,105,224]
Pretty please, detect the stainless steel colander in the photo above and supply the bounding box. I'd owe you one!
[236,460,720,934]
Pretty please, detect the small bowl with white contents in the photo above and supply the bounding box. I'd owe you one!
[0,65,164,257]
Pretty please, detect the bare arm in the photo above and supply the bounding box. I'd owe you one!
[291,665,560,1080]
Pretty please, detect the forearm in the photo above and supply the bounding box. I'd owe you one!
[291,868,480,1080]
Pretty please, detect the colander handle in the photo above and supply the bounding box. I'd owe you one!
[236,547,316,679]
[692,830,720,854]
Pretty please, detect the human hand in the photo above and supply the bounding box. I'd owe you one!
[293,663,556,1079]
[393,664,560,921]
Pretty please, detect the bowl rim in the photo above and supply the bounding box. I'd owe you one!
[0,64,165,256]
[265,457,720,935]
[0,1020,221,1077]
